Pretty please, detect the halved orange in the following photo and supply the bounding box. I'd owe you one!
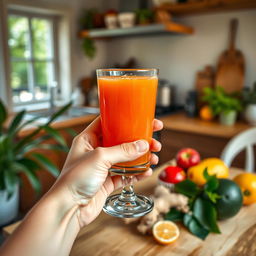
[153,220,180,245]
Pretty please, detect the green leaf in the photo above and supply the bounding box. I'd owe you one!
[187,217,209,240]
[42,126,66,146]
[193,197,220,234]
[204,191,222,204]
[31,153,60,177]
[10,162,41,195]
[64,128,77,138]
[204,177,219,192]
[36,143,69,152]
[4,170,19,200]
[175,179,200,198]
[203,168,211,182]
[46,102,72,125]
[165,208,184,222]
[17,157,40,171]
[0,100,7,129]
[8,110,25,136]
[183,213,193,227]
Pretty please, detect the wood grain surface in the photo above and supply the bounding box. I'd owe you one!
[215,18,245,93]
[3,161,256,256]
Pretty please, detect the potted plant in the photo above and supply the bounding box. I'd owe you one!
[80,9,103,59]
[243,82,256,125]
[202,87,243,126]
[135,9,154,25]
[0,101,72,226]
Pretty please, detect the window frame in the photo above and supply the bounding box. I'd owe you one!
[7,9,60,106]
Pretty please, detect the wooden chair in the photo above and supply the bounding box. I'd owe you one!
[221,128,256,172]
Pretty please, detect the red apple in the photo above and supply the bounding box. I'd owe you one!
[159,166,186,184]
[176,148,200,169]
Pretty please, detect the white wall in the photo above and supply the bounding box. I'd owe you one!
[103,10,256,104]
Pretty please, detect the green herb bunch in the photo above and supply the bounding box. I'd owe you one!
[202,86,243,116]
[165,169,222,240]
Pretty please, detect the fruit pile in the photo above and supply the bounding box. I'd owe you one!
[154,148,256,243]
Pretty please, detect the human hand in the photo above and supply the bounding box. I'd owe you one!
[54,117,163,228]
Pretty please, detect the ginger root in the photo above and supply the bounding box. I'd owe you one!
[124,185,189,234]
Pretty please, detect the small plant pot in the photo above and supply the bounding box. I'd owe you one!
[219,111,237,126]
[104,14,118,29]
[244,104,256,125]
[118,12,135,28]
[0,184,19,226]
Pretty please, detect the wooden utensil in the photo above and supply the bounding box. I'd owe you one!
[215,18,245,93]
[194,65,215,107]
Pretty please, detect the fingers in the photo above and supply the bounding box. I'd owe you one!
[150,138,162,152]
[153,119,163,132]
[97,140,149,166]
[150,153,159,165]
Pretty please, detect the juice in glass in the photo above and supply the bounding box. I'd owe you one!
[98,70,158,175]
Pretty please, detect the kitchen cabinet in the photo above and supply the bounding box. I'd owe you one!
[159,112,254,169]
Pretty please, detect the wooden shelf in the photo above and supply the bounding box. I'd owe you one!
[79,22,194,39]
[158,0,256,16]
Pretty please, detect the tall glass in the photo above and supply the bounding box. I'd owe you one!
[97,68,158,218]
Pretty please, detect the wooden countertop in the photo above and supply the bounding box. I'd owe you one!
[160,112,252,138]
[5,114,97,138]
[3,162,256,256]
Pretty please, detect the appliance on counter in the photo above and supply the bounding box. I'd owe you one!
[156,79,178,116]
[184,90,198,117]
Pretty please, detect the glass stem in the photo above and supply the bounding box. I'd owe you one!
[118,176,137,204]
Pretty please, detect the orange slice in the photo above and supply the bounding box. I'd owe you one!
[153,220,180,245]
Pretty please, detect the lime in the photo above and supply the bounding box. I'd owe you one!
[215,179,243,220]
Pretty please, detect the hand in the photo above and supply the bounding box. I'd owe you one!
[54,117,163,228]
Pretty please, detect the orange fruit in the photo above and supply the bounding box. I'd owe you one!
[153,220,180,245]
[233,173,256,205]
[187,158,229,186]
[199,105,214,121]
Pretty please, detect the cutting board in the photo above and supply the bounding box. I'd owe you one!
[215,19,245,93]
[3,162,256,256]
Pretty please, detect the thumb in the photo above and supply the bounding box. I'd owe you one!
[98,140,149,166]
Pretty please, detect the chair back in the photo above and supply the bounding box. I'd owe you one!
[221,128,256,173]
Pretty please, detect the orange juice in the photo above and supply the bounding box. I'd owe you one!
[98,75,158,174]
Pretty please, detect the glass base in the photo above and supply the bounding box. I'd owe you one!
[103,193,154,218]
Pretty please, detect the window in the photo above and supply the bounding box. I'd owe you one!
[8,11,59,105]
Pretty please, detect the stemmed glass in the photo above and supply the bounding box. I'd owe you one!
[97,68,158,218]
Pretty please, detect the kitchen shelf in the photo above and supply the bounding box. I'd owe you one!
[79,22,194,39]
[158,0,256,16]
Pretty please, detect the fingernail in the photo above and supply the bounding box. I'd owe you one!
[135,140,148,153]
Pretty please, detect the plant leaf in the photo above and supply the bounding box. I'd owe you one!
[46,102,72,125]
[165,208,184,222]
[193,197,221,234]
[187,217,209,240]
[31,153,60,177]
[42,126,66,146]
[183,213,193,227]
[0,100,7,129]
[10,162,41,195]
[175,179,200,198]
[64,127,77,138]
[204,191,222,204]
[8,110,26,136]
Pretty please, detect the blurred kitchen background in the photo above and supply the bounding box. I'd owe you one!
[1,0,256,232]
